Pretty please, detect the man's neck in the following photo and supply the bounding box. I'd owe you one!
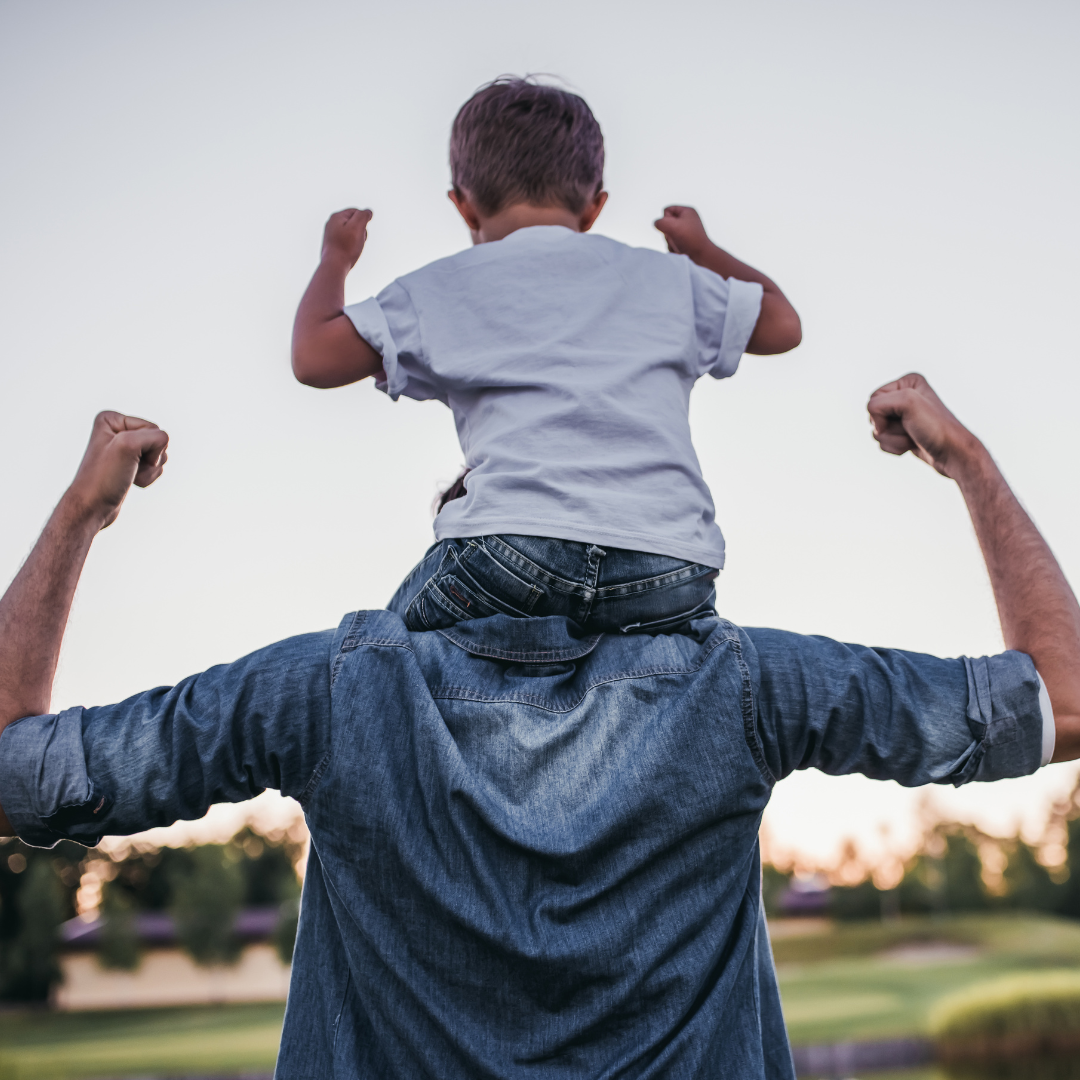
[473,203,581,244]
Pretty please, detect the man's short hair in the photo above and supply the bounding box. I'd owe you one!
[450,77,605,216]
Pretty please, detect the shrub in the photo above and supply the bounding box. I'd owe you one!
[943,1057,1080,1080]
[932,970,1080,1060]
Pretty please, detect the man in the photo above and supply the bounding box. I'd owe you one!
[0,374,1077,1078]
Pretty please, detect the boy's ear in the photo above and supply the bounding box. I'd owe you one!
[579,191,608,233]
[448,188,482,233]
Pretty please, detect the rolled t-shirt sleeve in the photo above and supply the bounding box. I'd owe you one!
[689,263,764,380]
[740,627,1046,787]
[343,282,443,403]
[0,627,341,849]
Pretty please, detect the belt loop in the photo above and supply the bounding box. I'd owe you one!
[578,545,607,623]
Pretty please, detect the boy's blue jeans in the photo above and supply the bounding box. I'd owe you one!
[387,535,719,634]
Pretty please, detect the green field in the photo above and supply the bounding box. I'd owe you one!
[0,1002,283,1080]
[2,915,1080,1078]
[775,912,1080,1047]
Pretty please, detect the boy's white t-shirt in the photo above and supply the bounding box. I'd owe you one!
[345,225,763,568]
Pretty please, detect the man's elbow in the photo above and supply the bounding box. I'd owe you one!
[1051,712,1080,763]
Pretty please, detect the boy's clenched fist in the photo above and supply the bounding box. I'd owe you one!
[322,208,374,269]
[654,206,711,261]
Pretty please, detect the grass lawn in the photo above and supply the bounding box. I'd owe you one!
[775,912,1080,1047]
[2,914,1080,1078]
[0,1002,284,1080]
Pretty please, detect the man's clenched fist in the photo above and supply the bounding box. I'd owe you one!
[867,373,976,480]
[69,412,169,529]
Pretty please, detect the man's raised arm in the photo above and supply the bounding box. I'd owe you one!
[869,373,1080,761]
[0,412,168,833]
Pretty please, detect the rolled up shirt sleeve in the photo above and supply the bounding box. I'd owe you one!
[741,627,1046,787]
[0,625,343,849]
[689,263,764,380]
[1038,671,1056,766]
[344,283,443,403]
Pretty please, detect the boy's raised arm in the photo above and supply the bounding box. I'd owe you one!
[655,206,802,356]
[292,209,385,389]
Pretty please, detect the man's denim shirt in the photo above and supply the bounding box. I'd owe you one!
[0,612,1044,1078]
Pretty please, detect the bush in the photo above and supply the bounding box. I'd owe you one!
[931,970,1080,1060]
[943,1058,1080,1080]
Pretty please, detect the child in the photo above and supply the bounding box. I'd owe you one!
[292,77,801,634]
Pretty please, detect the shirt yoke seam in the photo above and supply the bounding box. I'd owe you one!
[427,628,739,714]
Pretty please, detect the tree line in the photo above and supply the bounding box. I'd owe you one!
[764,783,1080,923]
[0,827,301,1002]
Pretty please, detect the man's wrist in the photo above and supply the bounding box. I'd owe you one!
[946,431,995,488]
[57,485,114,535]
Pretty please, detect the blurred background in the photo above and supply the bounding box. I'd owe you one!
[1,0,1078,1076]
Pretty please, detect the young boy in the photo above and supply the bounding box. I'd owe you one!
[292,77,801,634]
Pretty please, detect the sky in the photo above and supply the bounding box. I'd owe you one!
[1,0,1078,869]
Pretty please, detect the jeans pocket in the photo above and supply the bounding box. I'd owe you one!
[404,573,518,631]
[460,539,546,612]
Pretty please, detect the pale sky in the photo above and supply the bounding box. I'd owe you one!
[2,0,1078,868]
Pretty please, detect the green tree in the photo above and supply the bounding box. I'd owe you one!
[108,846,192,911]
[230,828,300,906]
[1058,817,1080,920]
[761,864,791,918]
[169,845,245,966]
[2,857,67,1000]
[830,878,883,921]
[941,833,989,912]
[274,898,300,964]
[0,841,82,1002]
[897,853,938,915]
[1002,839,1060,913]
[97,879,140,970]
[898,830,989,915]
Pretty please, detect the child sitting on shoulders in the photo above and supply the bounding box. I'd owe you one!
[292,77,801,634]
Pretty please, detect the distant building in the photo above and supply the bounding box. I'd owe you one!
[56,907,289,1011]
[777,873,831,917]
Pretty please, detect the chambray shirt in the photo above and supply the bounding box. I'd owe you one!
[0,612,1045,1078]
[345,227,764,568]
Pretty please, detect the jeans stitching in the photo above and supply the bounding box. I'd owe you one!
[485,535,714,598]
[595,565,718,599]
[441,561,535,620]
[728,630,774,786]
[483,536,590,595]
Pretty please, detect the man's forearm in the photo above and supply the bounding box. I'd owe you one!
[953,441,1080,759]
[0,493,99,730]
[0,411,168,836]
[0,493,101,836]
